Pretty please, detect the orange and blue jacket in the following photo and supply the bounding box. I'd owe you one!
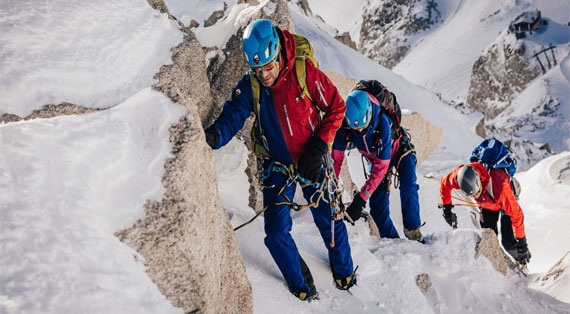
[439,162,525,238]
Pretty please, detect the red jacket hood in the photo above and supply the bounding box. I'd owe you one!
[273,28,297,88]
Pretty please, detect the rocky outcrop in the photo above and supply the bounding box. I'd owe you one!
[466,39,541,119]
[359,0,441,69]
[0,103,101,123]
[116,10,252,314]
[153,31,214,127]
[335,32,357,50]
[474,229,508,275]
[401,113,443,166]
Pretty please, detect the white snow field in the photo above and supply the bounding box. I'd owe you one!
[1,0,569,313]
[0,0,182,117]
[0,88,187,313]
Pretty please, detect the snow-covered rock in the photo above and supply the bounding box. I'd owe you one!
[359,0,442,69]
[531,251,570,303]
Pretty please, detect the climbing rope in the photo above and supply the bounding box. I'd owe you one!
[233,155,345,237]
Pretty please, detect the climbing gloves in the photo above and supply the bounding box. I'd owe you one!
[204,126,219,149]
[506,237,532,265]
[297,135,329,182]
[442,204,458,228]
[346,193,366,223]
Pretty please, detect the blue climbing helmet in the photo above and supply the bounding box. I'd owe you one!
[345,90,373,129]
[242,19,280,68]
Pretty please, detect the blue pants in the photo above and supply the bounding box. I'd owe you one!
[262,164,353,293]
[369,152,421,238]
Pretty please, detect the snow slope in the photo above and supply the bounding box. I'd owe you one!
[215,137,570,313]
[0,0,182,117]
[393,0,570,102]
[1,0,569,313]
[0,88,186,314]
[517,152,570,274]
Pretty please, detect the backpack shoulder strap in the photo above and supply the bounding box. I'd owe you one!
[248,72,270,156]
[295,58,313,102]
[249,72,260,115]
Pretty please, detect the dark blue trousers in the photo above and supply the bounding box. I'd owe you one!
[369,152,421,238]
[262,166,353,293]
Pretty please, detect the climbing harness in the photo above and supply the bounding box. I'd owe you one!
[233,154,345,248]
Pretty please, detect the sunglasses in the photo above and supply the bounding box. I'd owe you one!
[251,56,279,74]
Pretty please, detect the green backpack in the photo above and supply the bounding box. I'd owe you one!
[249,34,319,156]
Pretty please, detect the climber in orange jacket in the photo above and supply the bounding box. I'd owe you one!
[439,162,531,265]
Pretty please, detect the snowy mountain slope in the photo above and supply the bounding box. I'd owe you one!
[485,42,570,154]
[393,0,570,102]
[0,88,186,314]
[516,152,570,274]
[1,0,569,313]
[0,0,182,117]
[305,0,366,43]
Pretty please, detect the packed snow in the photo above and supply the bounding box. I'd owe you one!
[0,0,182,117]
[0,89,187,313]
[1,0,569,313]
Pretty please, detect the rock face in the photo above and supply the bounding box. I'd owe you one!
[359,0,441,69]
[153,31,214,127]
[474,228,508,275]
[0,103,101,123]
[466,39,541,119]
[401,113,443,166]
[117,8,253,314]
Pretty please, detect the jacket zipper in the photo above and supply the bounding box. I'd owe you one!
[363,134,370,154]
[283,104,293,137]
[308,107,316,132]
[315,80,328,107]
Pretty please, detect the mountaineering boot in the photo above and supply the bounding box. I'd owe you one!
[335,266,358,291]
[290,285,319,302]
[290,257,319,301]
[404,227,424,243]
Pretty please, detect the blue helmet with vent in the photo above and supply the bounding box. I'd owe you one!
[345,90,373,129]
[242,19,280,68]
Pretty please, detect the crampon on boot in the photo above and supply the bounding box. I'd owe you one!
[404,227,424,243]
[335,266,358,291]
[290,257,320,301]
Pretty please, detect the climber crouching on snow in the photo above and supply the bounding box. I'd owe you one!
[439,160,532,266]
[203,19,355,301]
[331,80,424,242]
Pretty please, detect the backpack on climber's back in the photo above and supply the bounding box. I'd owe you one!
[470,138,520,197]
[352,80,402,139]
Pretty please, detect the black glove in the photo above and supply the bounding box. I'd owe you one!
[442,204,457,228]
[297,135,328,182]
[507,237,532,265]
[204,126,219,149]
[345,193,366,223]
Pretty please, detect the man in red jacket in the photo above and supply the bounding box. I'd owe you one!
[440,163,532,265]
[204,19,354,301]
